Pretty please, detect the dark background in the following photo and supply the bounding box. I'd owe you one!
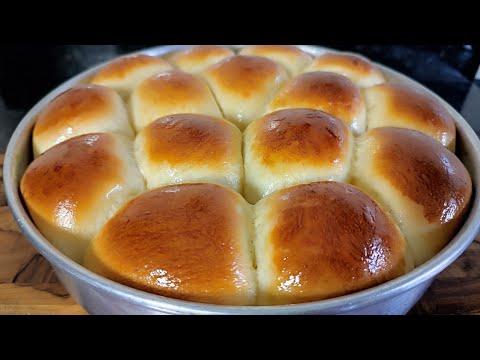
[1,45,480,150]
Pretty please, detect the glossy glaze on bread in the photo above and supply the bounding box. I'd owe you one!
[130,70,222,131]
[255,181,412,305]
[269,71,366,134]
[202,55,288,129]
[353,128,471,266]
[33,85,133,157]
[305,52,385,87]
[21,45,473,306]
[135,113,243,192]
[84,183,256,305]
[244,108,353,203]
[365,83,457,150]
[21,133,144,263]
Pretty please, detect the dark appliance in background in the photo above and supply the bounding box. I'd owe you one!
[1,45,479,150]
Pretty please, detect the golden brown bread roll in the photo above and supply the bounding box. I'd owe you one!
[352,128,472,266]
[129,70,222,131]
[32,85,133,157]
[202,55,288,130]
[364,83,457,151]
[269,71,366,134]
[90,54,173,98]
[239,45,312,76]
[255,181,412,305]
[305,52,385,87]
[244,108,353,203]
[84,183,256,305]
[135,113,243,192]
[166,45,234,73]
[20,133,145,263]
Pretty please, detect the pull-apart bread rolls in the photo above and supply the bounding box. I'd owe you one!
[364,83,456,151]
[166,45,234,73]
[90,54,173,98]
[32,85,133,157]
[305,52,385,88]
[135,113,243,192]
[239,45,312,76]
[130,70,222,131]
[353,128,471,266]
[202,55,288,130]
[255,182,412,305]
[244,108,353,203]
[21,133,145,263]
[85,183,256,305]
[269,71,366,134]
[21,46,473,307]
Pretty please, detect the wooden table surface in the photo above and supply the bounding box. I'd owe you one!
[1,154,479,315]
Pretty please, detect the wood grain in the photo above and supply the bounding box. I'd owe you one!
[0,283,86,315]
[0,154,87,315]
[1,153,479,315]
[412,240,480,315]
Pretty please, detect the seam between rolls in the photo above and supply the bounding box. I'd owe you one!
[251,202,260,305]
[349,136,415,271]
[198,75,227,121]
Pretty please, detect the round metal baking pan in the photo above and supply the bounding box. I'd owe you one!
[4,45,480,314]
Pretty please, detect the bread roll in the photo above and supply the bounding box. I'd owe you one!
[90,54,173,98]
[364,83,456,151]
[305,52,385,87]
[352,128,472,266]
[84,183,256,305]
[135,113,243,192]
[20,133,145,263]
[166,45,234,73]
[202,55,288,130]
[32,85,133,157]
[255,181,412,305]
[244,108,353,203]
[239,45,312,76]
[269,71,366,134]
[130,70,222,131]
